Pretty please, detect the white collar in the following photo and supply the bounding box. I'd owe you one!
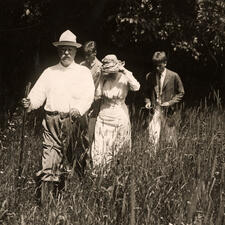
[161,68,166,77]
[58,61,77,69]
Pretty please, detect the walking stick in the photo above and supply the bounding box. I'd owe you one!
[17,82,31,179]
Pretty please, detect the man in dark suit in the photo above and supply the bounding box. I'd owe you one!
[144,51,184,149]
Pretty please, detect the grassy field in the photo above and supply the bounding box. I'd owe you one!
[0,97,224,225]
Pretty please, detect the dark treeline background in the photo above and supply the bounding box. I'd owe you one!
[0,0,225,129]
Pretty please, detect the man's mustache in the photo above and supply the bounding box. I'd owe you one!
[61,55,72,60]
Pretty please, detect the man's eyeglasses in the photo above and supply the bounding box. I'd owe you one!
[59,47,76,53]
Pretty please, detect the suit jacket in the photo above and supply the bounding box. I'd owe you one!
[144,68,184,112]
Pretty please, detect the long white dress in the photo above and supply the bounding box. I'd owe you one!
[91,70,140,167]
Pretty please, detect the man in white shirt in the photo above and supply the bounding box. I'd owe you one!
[22,30,95,203]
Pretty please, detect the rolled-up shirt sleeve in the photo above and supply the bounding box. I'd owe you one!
[28,70,48,110]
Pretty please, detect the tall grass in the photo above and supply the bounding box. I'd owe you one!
[0,95,224,225]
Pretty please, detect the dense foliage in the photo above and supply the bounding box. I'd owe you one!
[1,0,224,62]
[112,0,225,63]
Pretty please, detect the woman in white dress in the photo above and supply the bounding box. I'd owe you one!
[91,54,140,168]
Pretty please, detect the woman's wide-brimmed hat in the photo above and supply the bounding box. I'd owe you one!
[101,54,125,75]
[52,30,82,48]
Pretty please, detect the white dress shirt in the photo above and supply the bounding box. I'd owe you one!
[28,62,95,115]
[160,68,166,94]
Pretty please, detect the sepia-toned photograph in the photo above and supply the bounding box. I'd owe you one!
[0,0,224,224]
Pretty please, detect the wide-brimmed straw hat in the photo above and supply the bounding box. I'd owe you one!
[101,54,125,75]
[52,30,82,48]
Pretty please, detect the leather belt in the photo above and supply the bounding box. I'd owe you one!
[45,111,70,119]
